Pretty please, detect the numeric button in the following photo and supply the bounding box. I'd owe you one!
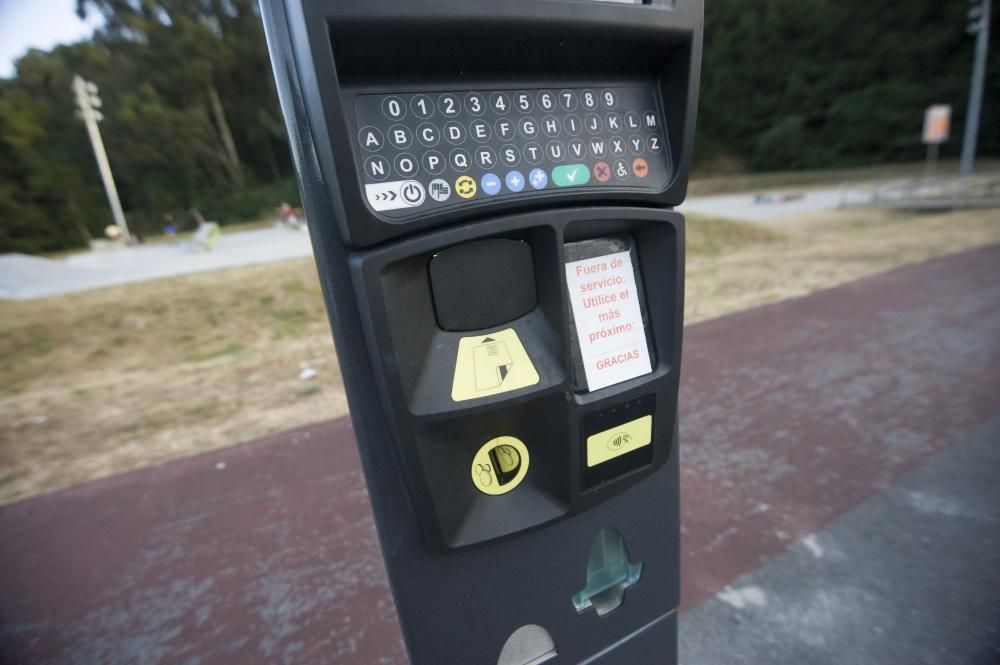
[410,94,434,119]
[465,92,485,116]
[358,126,384,152]
[537,90,555,112]
[416,123,439,147]
[388,124,412,149]
[394,153,418,178]
[382,96,406,120]
[514,91,533,113]
[601,89,618,108]
[580,90,598,110]
[559,90,578,110]
[490,92,511,115]
[439,94,460,117]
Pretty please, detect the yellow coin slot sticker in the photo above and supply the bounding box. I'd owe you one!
[451,328,540,402]
[455,175,477,199]
[471,436,530,495]
[586,415,653,467]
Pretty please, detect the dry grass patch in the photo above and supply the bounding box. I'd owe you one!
[1,205,997,504]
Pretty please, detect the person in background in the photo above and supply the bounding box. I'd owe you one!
[163,214,178,241]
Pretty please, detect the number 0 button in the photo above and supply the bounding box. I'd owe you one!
[382,96,406,120]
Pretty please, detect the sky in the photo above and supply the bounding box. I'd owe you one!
[0,0,104,78]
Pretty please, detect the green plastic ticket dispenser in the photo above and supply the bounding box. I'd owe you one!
[261,1,702,662]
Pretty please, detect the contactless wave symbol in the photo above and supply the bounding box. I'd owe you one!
[607,431,633,451]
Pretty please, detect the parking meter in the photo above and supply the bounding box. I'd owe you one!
[261,1,702,663]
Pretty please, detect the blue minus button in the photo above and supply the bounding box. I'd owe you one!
[481,173,502,196]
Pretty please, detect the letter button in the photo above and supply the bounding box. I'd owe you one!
[542,115,561,138]
[416,122,439,147]
[585,113,603,134]
[610,136,627,156]
[422,150,446,175]
[643,110,658,130]
[364,155,390,181]
[470,119,492,143]
[450,148,471,172]
[358,126,384,152]
[388,124,412,149]
[625,111,641,131]
[394,153,418,178]
[628,135,644,155]
[519,117,538,139]
[647,135,663,152]
[474,146,498,169]
[444,121,466,145]
[605,112,622,133]
[495,118,515,141]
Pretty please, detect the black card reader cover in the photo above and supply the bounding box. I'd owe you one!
[429,239,537,332]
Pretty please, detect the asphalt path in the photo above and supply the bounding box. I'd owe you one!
[1,245,998,664]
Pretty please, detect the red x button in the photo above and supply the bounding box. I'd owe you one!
[593,161,611,182]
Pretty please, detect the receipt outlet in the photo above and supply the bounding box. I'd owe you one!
[262,0,701,663]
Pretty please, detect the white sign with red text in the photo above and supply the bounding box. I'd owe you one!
[565,251,652,391]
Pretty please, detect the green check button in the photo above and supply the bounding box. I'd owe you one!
[552,164,591,187]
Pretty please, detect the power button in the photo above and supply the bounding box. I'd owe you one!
[400,180,425,206]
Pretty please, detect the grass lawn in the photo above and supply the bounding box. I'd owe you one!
[1,205,997,505]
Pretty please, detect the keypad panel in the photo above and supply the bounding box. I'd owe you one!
[354,86,669,218]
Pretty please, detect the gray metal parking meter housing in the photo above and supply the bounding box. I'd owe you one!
[261,1,702,662]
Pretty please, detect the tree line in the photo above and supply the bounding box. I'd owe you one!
[0,0,996,254]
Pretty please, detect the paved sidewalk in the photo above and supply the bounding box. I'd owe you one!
[1,245,998,664]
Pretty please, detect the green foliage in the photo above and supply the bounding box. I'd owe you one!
[0,0,296,253]
[696,0,999,171]
[0,0,996,252]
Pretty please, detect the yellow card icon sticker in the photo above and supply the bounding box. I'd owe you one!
[451,328,540,402]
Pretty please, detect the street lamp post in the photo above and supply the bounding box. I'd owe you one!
[960,0,992,177]
[72,75,131,244]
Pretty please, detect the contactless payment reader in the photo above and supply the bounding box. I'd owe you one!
[261,1,702,662]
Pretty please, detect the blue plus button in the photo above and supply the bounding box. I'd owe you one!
[505,170,526,193]
[481,173,502,196]
[528,168,548,190]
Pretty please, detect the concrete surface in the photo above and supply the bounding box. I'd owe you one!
[678,189,845,223]
[0,189,852,301]
[1,244,998,664]
[0,226,313,300]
